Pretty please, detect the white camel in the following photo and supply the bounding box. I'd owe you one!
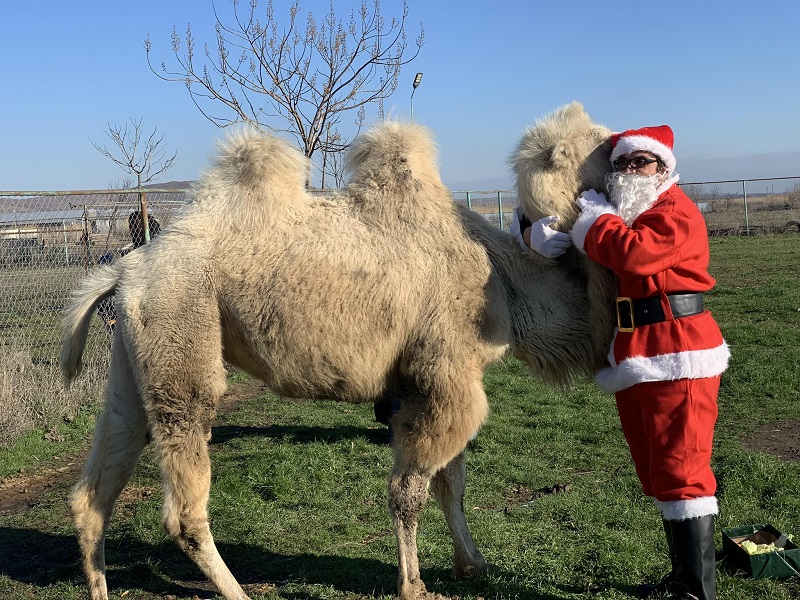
[62,104,615,600]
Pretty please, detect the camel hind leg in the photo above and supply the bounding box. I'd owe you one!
[154,417,248,600]
[139,312,248,600]
[70,329,149,600]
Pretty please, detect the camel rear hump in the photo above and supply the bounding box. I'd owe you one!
[193,128,312,218]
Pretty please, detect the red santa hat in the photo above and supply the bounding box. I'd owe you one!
[610,125,677,174]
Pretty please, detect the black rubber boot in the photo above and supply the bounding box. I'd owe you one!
[666,515,716,600]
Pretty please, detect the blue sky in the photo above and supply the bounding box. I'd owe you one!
[2,0,799,190]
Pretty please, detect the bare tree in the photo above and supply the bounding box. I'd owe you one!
[786,181,800,209]
[320,122,346,189]
[91,118,178,190]
[706,183,721,213]
[102,178,135,251]
[109,176,135,191]
[681,183,705,204]
[145,0,423,184]
[91,118,177,244]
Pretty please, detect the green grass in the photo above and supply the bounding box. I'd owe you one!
[0,413,96,479]
[0,265,114,363]
[0,235,799,599]
[0,264,112,445]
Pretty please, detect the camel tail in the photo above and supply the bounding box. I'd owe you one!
[61,265,121,388]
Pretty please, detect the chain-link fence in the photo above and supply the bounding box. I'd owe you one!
[2,177,799,362]
[0,188,192,444]
[0,188,189,359]
[680,177,800,235]
[451,189,513,230]
[453,177,800,236]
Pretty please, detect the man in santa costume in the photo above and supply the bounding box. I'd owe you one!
[514,125,730,600]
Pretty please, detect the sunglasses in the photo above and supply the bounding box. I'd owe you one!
[612,156,659,170]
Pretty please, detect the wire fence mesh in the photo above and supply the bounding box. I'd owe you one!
[452,177,800,235]
[0,189,188,366]
[0,188,190,444]
[679,177,800,235]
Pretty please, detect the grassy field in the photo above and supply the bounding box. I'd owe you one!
[0,235,798,599]
[0,265,109,445]
[0,265,97,362]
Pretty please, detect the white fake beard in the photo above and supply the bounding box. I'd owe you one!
[605,172,661,225]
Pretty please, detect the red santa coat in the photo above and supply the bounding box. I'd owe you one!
[572,183,730,393]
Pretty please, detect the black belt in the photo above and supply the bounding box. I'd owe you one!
[616,293,704,332]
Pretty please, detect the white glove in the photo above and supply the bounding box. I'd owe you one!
[576,189,610,211]
[509,206,529,251]
[529,215,573,258]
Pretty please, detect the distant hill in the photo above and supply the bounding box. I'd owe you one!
[143,180,194,190]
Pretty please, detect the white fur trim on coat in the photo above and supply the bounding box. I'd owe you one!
[655,496,718,521]
[656,173,680,196]
[596,342,731,393]
[571,203,617,253]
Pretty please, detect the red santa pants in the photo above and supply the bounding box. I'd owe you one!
[615,376,720,502]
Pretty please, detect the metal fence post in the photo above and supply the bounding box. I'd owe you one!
[497,191,504,230]
[62,220,69,266]
[140,191,151,244]
[82,205,91,273]
[742,180,750,235]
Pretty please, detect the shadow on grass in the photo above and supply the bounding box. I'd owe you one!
[0,526,577,599]
[211,423,390,446]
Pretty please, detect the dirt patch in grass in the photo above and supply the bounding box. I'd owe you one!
[0,456,85,515]
[0,378,267,516]
[744,419,800,462]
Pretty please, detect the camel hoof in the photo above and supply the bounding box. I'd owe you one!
[396,592,449,600]
[453,564,484,580]
[452,554,487,579]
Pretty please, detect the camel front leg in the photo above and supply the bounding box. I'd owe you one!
[430,452,486,579]
[388,364,489,599]
[388,470,434,600]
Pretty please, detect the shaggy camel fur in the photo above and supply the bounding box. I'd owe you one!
[510,101,617,354]
[63,112,613,600]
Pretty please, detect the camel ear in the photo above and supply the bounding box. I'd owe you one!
[550,142,573,167]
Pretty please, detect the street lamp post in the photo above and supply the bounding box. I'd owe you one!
[410,72,423,121]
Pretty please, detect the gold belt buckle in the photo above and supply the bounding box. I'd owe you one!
[616,297,635,332]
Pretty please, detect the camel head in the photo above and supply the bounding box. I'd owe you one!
[510,102,612,229]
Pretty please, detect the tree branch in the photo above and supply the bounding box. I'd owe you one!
[145,0,424,179]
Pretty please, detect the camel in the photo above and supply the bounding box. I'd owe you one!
[62,104,615,600]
